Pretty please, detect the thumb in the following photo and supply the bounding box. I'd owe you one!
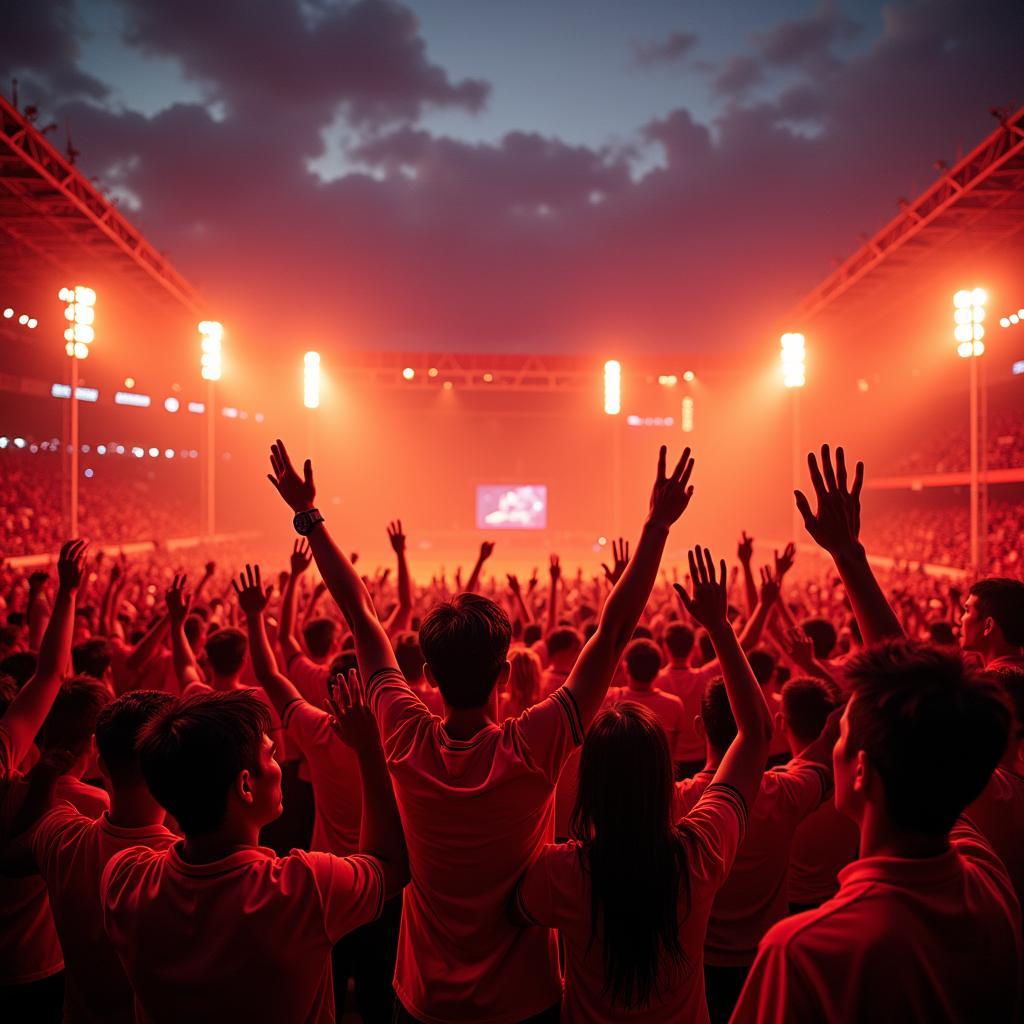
[793,490,814,529]
[673,583,694,613]
[303,459,313,486]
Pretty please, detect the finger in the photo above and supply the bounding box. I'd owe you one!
[852,460,864,501]
[231,579,241,597]
[348,668,364,707]
[673,582,694,613]
[820,444,837,491]
[267,474,282,493]
[836,446,848,492]
[656,445,667,482]
[687,549,698,587]
[719,560,727,597]
[806,452,826,500]
[694,546,707,583]
[303,459,314,488]
[669,446,691,482]
[397,520,402,534]
[794,490,815,529]
[601,564,611,579]
[254,565,262,590]
[678,456,695,490]
[703,548,715,585]
[624,540,630,561]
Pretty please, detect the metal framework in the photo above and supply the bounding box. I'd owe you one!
[789,104,1024,325]
[0,93,202,313]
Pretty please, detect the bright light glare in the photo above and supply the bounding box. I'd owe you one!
[781,332,806,388]
[681,396,694,433]
[2,308,12,318]
[18,314,28,324]
[303,350,321,409]
[402,367,415,380]
[658,374,678,387]
[953,290,972,309]
[953,288,986,358]
[198,321,223,381]
[682,370,695,382]
[164,396,180,413]
[603,359,621,415]
[27,318,37,328]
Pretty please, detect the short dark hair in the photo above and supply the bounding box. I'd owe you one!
[699,677,735,752]
[0,650,37,687]
[547,626,583,659]
[95,690,176,786]
[969,578,1024,645]
[40,676,110,756]
[927,619,957,647]
[303,617,338,659]
[747,648,776,687]
[801,618,837,661]
[664,623,695,661]
[72,638,111,679]
[329,651,358,681]
[781,676,837,747]
[631,625,653,641]
[845,641,1010,837]
[184,614,205,650]
[204,627,247,677]
[419,594,511,709]
[624,639,662,684]
[138,689,272,835]
[523,623,542,647]
[394,631,424,683]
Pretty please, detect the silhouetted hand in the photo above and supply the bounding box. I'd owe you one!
[527,569,539,593]
[549,554,561,583]
[794,445,864,559]
[759,566,781,607]
[166,573,192,626]
[479,541,495,562]
[326,669,379,753]
[387,520,406,554]
[267,439,316,512]
[29,570,49,590]
[203,561,216,578]
[506,574,521,595]
[774,542,796,580]
[648,446,695,529]
[780,627,816,671]
[737,531,754,565]
[601,538,630,584]
[57,540,88,593]
[232,564,273,617]
[673,547,728,632]
[290,538,312,575]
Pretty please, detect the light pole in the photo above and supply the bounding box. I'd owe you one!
[781,333,806,542]
[199,321,223,538]
[60,286,96,537]
[954,288,987,571]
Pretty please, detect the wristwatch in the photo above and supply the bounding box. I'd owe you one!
[292,508,324,536]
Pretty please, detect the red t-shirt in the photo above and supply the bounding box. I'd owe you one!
[367,666,584,1024]
[965,766,1024,917]
[285,651,331,706]
[282,697,361,855]
[32,804,176,1024]
[732,821,1022,1023]
[659,663,718,763]
[787,797,859,907]
[675,760,829,966]
[102,843,385,1024]
[609,686,690,763]
[517,783,747,1023]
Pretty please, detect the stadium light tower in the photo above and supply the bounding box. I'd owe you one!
[603,360,621,415]
[781,333,806,541]
[954,288,988,570]
[198,321,223,537]
[59,285,96,537]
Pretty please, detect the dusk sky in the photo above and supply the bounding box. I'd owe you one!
[4,0,1023,355]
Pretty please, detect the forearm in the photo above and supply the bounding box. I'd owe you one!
[833,547,903,645]
[546,581,558,634]
[708,623,773,740]
[27,585,49,652]
[737,598,772,652]
[126,616,169,672]
[599,520,668,647]
[465,556,485,595]
[396,549,412,616]
[740,561,757,619]
[354,741,408,894]
[169,621,201,686]
[278,573,303,659]
[244,613,301,716]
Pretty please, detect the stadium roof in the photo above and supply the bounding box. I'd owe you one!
[0,93,202,314]
[788,104,1024,329]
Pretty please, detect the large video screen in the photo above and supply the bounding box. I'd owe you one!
[475,485,548,530]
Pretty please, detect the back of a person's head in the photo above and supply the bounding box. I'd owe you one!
[624,638,662,685]
[183,613,205,650]
[303,617,338,659]
[72,638,111,680]
[695,630,715,665]
[0,625,20,657]
[419,594,511,709]
[204,626,247,678]
[781,676,837,748]
[508,647,542,710]
[0,650,37,688]
[747,647,776,688]
[845,640,1010,837]
[394,630,424,683]
[547,626,583,660]
[631,625,654,641]
[523,622,542,647]
[927,619,957,647]
[700,677,736,753]
[96,690,176,787]
[801,618,838,661]
[571,703,687,1009]
[40,676,110,756]
[664,622,695,661]
[138,689,272,835]
[969,578,1024,645]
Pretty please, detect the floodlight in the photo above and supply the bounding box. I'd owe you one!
[603,360,621,414]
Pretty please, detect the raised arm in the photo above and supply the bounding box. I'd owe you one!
[327,670,408,896]
[192,561,217,605]
[1,541,86,771]
[278,539,312,666]
[566,446,695,728]
[26,571,51,652]
[794,445,903,645]
[233,564,303,717]
[600,537,630,587]
[546,555,560,635]
[737,532,758,618]
[124,613,169,674]
[735,566,781,652]
[382,520,413,635]
[464,541,494,595]
[675,546,773,810]
[506,574,534,625]
[267,440,398,683]
[165,574,203,690]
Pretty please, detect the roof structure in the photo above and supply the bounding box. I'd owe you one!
[0,93,202,314]
[788,104,1024,329]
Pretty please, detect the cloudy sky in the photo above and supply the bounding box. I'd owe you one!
[4,0,1023,354]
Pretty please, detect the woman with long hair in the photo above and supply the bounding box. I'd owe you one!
[514,547,772,1021]
[502,647,543,719]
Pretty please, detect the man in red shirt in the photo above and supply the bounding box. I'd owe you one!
[960,577,1024,671]
[267,438,695,1023]
[102,686,408,1024]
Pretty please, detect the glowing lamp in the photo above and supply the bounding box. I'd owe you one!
[780,333,806,388]
[603,359,621,415]
[198,321,223,381]
[402,367,415,380]
[303,351,320,409]
[952,289,986,359]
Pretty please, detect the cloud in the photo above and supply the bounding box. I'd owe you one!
[755,2,861,73]
[712,55,764,97]
[631,30,699,67]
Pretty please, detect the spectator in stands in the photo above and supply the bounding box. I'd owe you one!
[960,577,1024,670]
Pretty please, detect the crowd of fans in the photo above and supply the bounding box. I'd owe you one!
[1,439,1022,1023]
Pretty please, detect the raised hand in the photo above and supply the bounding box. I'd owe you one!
[165,573,192,625]
[326,669,380,753]
[780,626,817,671]
[648,445,695,528]
[506,573,521,595]
[737,531,754,565]
[267,439,316,512]
[758,565,780,606]
[673,546,728,632]
[387,520,406,554]
[794,444,864,559]
[479,541,495,562]
[29,570,49,590]
[549,554,561,583]
[601,537,630,585]
[527,569,539,593]
[232,564,273,617]
[774,542,796,580]
[203,561,216,578]
[290,538,312,575]
[57,540,89,592]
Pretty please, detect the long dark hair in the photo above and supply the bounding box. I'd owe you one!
[570,702,691,1009]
